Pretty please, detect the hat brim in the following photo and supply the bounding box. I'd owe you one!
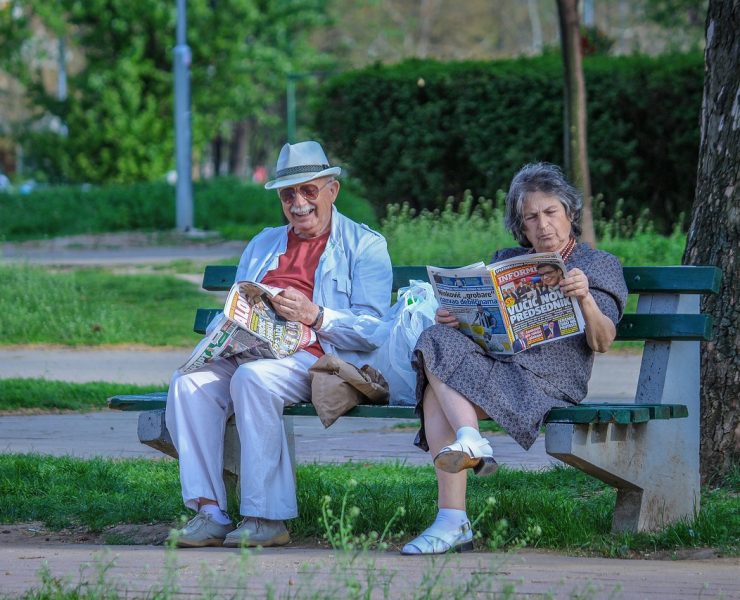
[264,167,342,190]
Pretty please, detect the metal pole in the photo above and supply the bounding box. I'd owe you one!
[174,0,193,231]
[57,36,67,101]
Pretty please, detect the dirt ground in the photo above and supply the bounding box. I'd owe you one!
[0,522,174,546]
[0,522,728,563]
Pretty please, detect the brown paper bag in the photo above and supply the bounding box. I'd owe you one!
[308,354,389,428]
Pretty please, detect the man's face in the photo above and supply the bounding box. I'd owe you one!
[277,176,339,238]
[538,265,562,287]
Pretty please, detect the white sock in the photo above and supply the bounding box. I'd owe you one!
[200,504,232,525]
[454,426,492,455]
[434,508,470,530]
[455,426,482,442]
[401,509,472,554]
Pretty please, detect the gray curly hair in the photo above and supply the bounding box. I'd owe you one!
[504,163,582,247]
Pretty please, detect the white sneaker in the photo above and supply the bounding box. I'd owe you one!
[434,437,498,476]
[401,521,474,555]
[223,517,290,548]
[170,512,234,548]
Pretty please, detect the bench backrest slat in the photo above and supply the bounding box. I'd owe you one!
[194,307,713,341]
[196,264,720,341]
[203,265,721,295]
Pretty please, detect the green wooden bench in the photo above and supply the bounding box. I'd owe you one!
[109,264,720,533]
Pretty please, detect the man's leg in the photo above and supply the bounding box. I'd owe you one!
[229,351,315,521]
[165,358,237,512]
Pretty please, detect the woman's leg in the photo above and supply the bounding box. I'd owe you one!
[401,382,475,555]
[424,365,488,429]
[421,382,468,510]
[424,365,497,476]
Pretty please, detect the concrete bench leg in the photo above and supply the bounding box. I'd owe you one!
[138,409,241,512]
[546,420,699,532]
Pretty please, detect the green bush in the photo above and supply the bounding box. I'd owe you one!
[0,177,378,242]
[314,53,702,232]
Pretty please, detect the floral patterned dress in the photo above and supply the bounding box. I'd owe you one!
[412,243,628,451]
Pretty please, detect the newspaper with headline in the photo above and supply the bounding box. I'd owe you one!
[427,252,585,354]
[178,281,317,373]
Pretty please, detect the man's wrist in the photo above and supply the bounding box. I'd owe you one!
[309,305,324,330]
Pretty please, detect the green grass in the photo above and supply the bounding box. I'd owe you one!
[0,455,737,556]
[0,190,686,349]
[392,420,506,433]
[0,380,162,412]
[0,264,208,347]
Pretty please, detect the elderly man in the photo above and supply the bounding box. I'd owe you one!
[166,141,392,548]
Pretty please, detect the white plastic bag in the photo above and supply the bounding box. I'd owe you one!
[368,280,439,406]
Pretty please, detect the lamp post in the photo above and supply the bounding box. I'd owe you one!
[174,0,193,232]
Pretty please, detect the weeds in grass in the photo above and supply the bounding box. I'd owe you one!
[381,193,685,268]
[320,478,406,554]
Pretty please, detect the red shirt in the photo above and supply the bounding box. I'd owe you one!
[261,228,330,358]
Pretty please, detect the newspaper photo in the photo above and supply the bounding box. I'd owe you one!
[427,252,585,355]
[178,281,317,374]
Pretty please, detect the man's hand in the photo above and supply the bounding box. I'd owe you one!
[435,307,459,328]
[270,287,320,325]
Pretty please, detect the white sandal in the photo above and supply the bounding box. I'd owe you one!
[434,438,498,476]
[400,521,474,555]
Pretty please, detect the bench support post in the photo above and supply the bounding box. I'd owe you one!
[545,292,701,532]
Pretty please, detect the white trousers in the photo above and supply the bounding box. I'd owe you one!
[165,351,316,520]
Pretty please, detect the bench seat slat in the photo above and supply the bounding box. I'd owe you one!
[109,392,688,425]
[109,392,167,411]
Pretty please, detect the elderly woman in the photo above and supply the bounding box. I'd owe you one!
[401,163,628,555]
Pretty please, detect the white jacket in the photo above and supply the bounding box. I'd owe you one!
[235,207,393,366]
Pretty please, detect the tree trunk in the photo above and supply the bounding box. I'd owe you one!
[556,0,596,247]
[683,0,740,484]
[211,134,223,177]
[228,120,249,178]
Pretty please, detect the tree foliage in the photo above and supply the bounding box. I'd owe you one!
[0,0,329,183]
[314,54,702,230]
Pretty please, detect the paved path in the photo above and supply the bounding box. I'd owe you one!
[1,232,245,266]
[0,350,639,469]
[1,544,737,599]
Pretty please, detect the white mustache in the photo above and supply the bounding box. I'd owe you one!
[290,206,315,216]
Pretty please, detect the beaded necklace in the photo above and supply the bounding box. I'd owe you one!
[529,236,577,262]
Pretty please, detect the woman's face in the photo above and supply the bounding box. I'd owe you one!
[521,192,573,253]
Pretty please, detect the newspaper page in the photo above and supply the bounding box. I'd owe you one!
[223,281,316,358]
[489,252,585,352]
[427,263,512,354]
[427,252,585,355]
[178,281,317,374]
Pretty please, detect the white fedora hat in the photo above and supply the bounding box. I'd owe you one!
[264,141,342,190]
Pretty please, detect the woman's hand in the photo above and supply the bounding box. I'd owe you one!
[270,287,320,326]
[559,268,590,300]
[435,307,459,328]
[560,268,616,353]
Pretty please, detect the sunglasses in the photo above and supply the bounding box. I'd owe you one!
[278,179,334,204]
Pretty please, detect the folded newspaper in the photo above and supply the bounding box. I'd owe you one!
[178,281,317,374]
[427,252,585,355]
